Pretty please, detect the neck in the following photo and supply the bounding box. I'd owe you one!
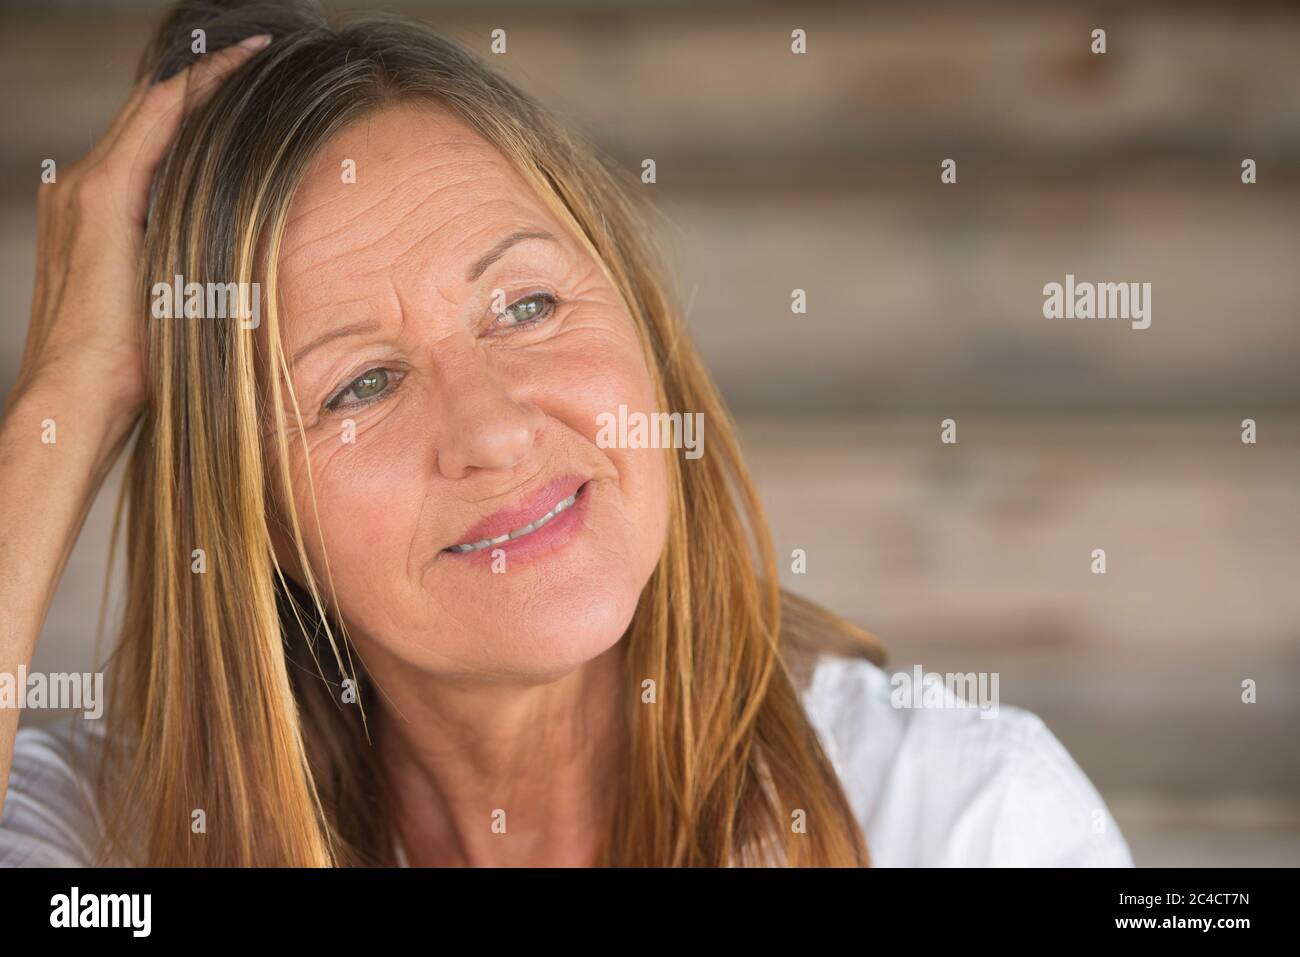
[373,641,627,867]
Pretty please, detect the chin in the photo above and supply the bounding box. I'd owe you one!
[473,583,640,680]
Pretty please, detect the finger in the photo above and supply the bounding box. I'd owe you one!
[110,35,272,224]
[124,34,272,175]
[90,76,153,163]
[181,34,271,113]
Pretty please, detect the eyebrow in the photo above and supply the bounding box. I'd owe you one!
[289,230,559,367]
[466,229,557,282]
[290,319,382,367]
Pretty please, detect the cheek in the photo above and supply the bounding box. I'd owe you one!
[282,422,432,618]
[606,442,671,591]
[522,315,672,575]
[517,302,662,451]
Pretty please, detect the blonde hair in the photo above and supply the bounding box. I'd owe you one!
[101,0,883,867]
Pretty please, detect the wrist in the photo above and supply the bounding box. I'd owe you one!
[3,366,140,478]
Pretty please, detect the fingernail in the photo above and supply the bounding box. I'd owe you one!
[237,34,272,52]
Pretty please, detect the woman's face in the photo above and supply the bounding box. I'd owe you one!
[266,101,668,681]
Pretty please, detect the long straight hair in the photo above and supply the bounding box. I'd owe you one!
[101,0,883,866]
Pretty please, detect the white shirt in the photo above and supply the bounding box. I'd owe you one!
[0,653,1132,867]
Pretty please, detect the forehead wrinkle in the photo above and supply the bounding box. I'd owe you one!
[280,189,397,273]
[365,183,556,295]
[288,150,479,234]
[280,214,410,311]
[279,112,564,335]
[281,166,505,289]
[365,174,483,272]
[281,144,481,266]
[283,254,393,319]
[290,289,377,323]
[282,103,540,266]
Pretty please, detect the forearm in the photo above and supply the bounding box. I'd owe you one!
[0,372,136,804]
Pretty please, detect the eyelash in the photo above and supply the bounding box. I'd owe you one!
[493,290,558,331]
[323,293,559,414]
[325,368,404,413]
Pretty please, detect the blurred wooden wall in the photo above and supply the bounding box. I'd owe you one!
[3,1,1299,413]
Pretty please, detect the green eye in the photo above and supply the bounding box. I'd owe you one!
[327,368,392,411]
[352,369,388,399]
[498,293,555,327]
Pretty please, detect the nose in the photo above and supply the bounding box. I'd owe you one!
[432,346,543,479]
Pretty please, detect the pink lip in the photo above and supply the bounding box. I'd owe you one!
[442,475,590,565]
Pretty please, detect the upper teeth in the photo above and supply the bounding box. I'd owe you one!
[446,491,579,553]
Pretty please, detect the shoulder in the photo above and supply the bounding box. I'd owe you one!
[0,718,108,867]
[799,654,1134,867]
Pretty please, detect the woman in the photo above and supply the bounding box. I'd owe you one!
[0,0,1132,867]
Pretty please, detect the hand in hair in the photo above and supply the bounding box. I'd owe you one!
[0,32,269,811]
[12,32,271,418]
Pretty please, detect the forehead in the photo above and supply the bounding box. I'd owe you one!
[277,101,559,292]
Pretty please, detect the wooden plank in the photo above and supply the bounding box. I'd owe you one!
[1,5,1299,190]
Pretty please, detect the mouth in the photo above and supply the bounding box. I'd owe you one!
[443,479,590,554]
